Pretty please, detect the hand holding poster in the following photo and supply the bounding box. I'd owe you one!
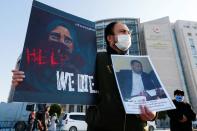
[9,1,98,104]
[111,55,175,114]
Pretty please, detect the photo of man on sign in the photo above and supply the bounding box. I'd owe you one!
[112,55,174,114]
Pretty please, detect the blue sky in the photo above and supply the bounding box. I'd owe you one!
[0,0,197,102]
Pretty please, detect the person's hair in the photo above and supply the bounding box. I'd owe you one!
[47,20,72,34]
[104,22,118,45]
[174,89,184,96]
[105,22,121,54]
[130,60,142,66]
[45,106,50,111]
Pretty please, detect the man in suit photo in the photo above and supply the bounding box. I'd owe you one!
[116,59,156,101]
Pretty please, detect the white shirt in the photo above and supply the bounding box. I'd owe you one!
[49,115,57,131]
[131,71,144,96]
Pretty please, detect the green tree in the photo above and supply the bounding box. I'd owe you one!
[49,104,62,117]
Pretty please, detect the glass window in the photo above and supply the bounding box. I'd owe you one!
[191,47,197,55]
[96,30,103,36]
[188,38,197,55]
[193,56,197,66]
[184,25,190,28]
[69,105,74,112]
[189,38,194,46]
[70,115,85,121]
[193,26,197,29]
[77,105,83,112]
[188,33,192,36]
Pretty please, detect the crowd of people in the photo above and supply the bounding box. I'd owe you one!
[26,105,59,131]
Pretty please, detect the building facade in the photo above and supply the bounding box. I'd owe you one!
[174,20,197,112]
[141,17,189,101]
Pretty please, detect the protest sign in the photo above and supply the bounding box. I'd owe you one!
[111,55,175,114]
[9,1,98,104]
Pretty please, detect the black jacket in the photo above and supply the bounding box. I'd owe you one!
[167,99,196,131]
[86,52,147,131]
[116,70,155,101]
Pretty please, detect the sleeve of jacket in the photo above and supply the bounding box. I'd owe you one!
[185,103,196,121]
[116,70,130,101]
[167,109,184,120]
[85,53,104,126]
[167,101,184,121]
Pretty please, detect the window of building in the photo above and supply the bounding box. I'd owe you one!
[193,26,197,29]
[97,37,104,45]
[189,38,195,45]
[191,47,197,55]
[188,33,192,36]
[96,30,103,36]
[193,56,197,66]
[189,38,197,56]
[77,105,83,112]
[69,105,74,112]
[184,25,190,28]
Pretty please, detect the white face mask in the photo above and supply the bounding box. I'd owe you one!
[115,34,131,51]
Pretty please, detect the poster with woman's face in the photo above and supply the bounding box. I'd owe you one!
[9,1,98,105]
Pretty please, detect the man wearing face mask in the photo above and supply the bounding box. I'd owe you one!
[86,22,157,131]
[167,89,196,131]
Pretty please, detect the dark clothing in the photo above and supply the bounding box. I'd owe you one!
[116,70,155,101]
[167,99,196,131]
[86,52,147,131]
[149,70,161,88]
[27,112,36,131]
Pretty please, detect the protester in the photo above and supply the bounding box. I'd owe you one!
[27,111,36,131]
[167,89,196,131]
[44,106,50,131]
[86,22,157,131]
[48,113,58,131]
